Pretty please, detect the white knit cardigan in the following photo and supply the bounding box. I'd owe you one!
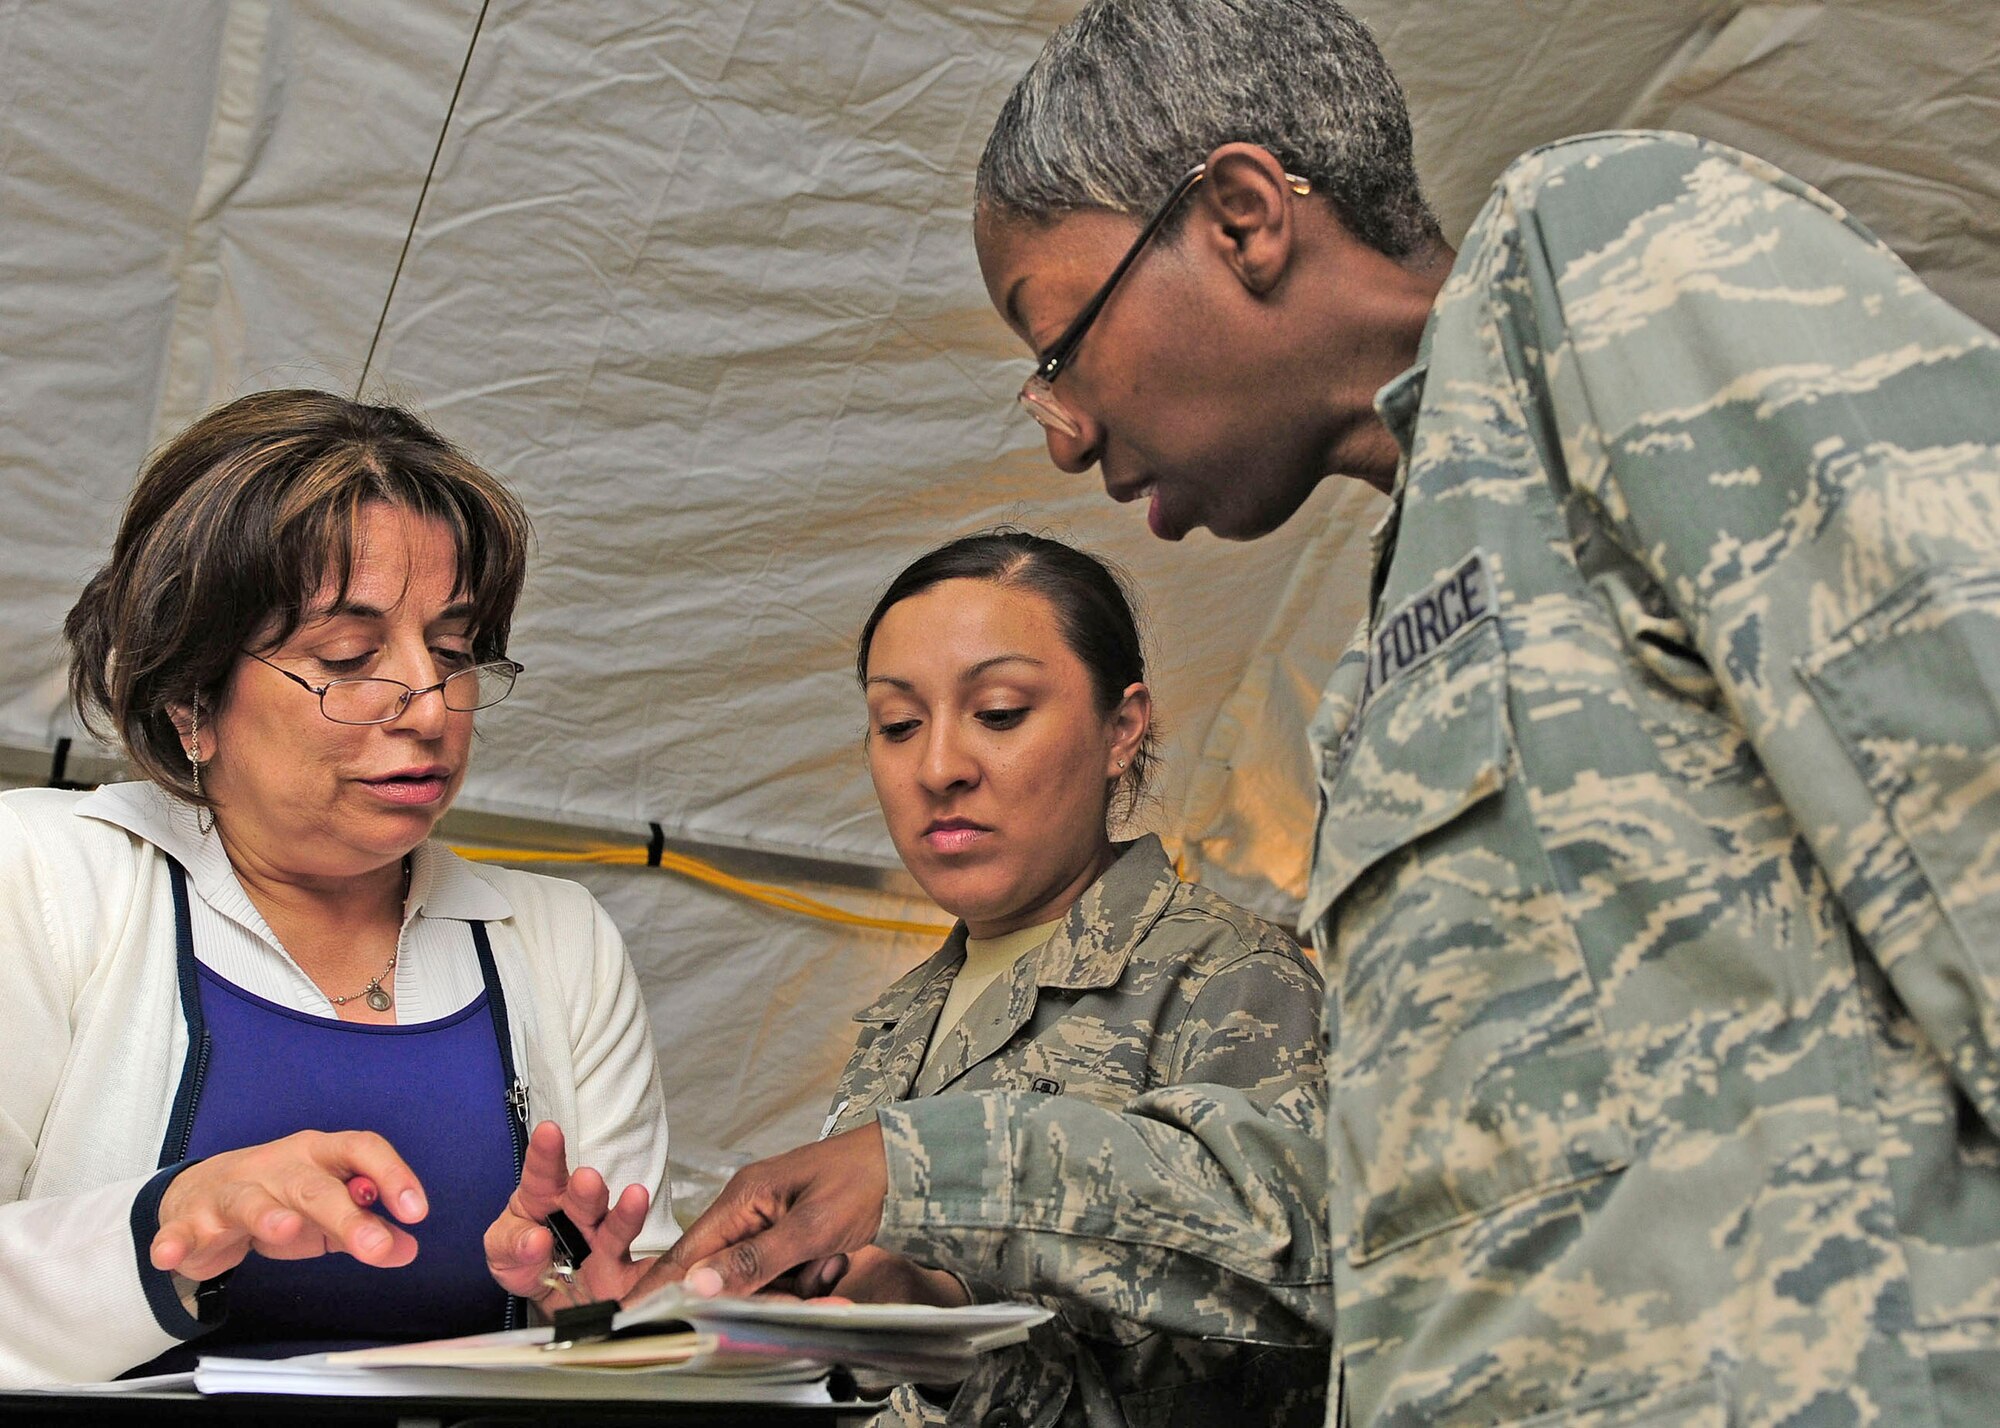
[0,783,675,1385]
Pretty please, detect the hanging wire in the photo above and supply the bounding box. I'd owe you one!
[356,0,494,394]
[450,842,952,938]
[351,6,945,941]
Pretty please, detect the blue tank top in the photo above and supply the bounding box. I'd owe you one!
[178,964,519,1356]
[125,857,533,1374]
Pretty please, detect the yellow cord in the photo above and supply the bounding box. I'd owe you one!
[449,843,953,938]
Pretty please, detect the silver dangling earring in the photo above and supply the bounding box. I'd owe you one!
[188,698,214,835]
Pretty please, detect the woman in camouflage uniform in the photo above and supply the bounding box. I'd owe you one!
[815,530,1327,1428]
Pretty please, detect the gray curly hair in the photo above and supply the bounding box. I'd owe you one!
[977,0,1441,261]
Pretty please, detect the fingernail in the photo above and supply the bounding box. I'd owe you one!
[399,1190,425,1220]
[359,1225,392,1255]
[688,1267,724,1297]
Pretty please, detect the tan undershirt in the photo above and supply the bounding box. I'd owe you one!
[919,918,1061,1076]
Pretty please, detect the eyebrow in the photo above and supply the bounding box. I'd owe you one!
[864,653,1046,692]
[305,599,477,624]
[967,653,1043,678]
[1003,275,1030,338]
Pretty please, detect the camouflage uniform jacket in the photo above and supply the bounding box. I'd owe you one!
[1301,132,2000,1426]
[828,834,1327,1428]
[875,130,2000,1427]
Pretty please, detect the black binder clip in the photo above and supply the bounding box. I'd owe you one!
[546,1208,592,1270]
[826,1367,861,1401]
[545,1298,621,1351]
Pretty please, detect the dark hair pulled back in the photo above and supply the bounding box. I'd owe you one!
[856,528,1157,824]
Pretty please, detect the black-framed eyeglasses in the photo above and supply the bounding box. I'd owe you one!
[246,651,524,726]
[1018,162,1311,439]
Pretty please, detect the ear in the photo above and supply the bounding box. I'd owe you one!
[1194,142,1303,297]
[1105,682,1153,776]
[165,700,206,759]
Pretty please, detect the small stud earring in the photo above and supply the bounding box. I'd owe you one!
[1116,758,1127,769]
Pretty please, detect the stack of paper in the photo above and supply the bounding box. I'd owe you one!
[192,1350,835,1404]
[192,1290,1052,1402]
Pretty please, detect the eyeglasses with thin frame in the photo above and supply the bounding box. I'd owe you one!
[246,650,525,726]
[1017,162,1312,440]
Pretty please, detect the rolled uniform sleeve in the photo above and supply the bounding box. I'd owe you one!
[876,1077,1330,1346]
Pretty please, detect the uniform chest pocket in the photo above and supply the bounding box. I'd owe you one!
[1310,618,1632,1264]
[979,1042,1131,1106]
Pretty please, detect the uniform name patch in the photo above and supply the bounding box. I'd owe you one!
[1364,551,1493,700]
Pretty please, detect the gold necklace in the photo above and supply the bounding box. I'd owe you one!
[330,856,410,1013]
[329,951,399,1012]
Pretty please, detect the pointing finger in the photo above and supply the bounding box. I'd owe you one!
[513,1121,571,1219]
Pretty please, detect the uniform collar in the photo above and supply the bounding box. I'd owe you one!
[852,833,1181,1023]
[74,780,512,929]
[1362,324,1435,620]
[1373,316,1435,494]
[1374,357,1429,461]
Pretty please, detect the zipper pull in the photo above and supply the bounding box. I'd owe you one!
[506,1078,531,1130]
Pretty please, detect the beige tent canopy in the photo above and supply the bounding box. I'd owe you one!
[2,0,1992,1209]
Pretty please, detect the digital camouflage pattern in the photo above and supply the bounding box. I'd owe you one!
[1304,132,2000,1426]
[837,835,1326,1428]
[879,130,2000,1428]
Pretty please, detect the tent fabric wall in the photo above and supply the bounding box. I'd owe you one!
[1,0,1992,1210]
[0,0,1379,1210]
[1358,0,2000,334]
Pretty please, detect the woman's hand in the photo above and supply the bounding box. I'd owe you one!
[484,1120,655,1313]
[631,1120,889,1302]
[152,1129,428,1282]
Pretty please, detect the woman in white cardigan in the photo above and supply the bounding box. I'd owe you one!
[0,390,673,1385]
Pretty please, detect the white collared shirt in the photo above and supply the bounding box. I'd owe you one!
[76,782,508,1021]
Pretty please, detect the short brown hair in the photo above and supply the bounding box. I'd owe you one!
[65,389,532,800]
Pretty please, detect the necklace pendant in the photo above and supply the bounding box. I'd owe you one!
[365,984,393,1012]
